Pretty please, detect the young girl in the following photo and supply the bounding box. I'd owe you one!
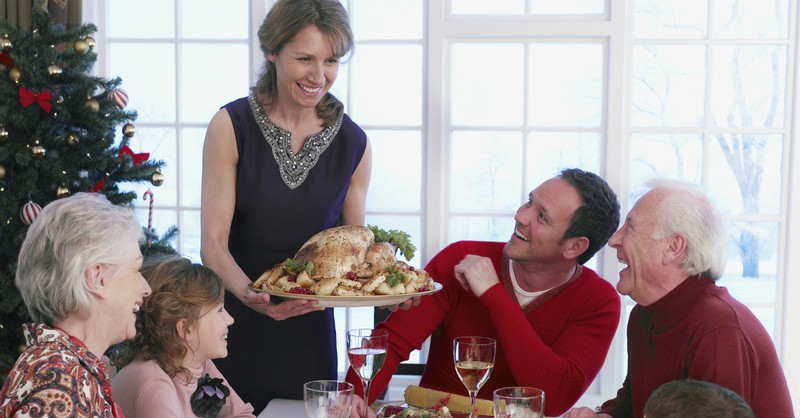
[112,256,255,417]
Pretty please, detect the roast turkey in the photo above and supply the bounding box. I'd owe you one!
[252,225,435,296]
[293,225,374,280]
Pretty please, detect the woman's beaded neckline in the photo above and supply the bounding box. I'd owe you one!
[247,94,342,190]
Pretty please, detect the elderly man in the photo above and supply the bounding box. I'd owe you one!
[348,168,622,417]
[565,179,794,418]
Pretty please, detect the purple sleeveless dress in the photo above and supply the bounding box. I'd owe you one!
[212,95,367,412]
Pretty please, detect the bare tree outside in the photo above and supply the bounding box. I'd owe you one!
[713,24,786,278]
[632,0,789,279]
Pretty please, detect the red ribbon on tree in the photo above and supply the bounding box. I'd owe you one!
[118,145,150,165]
[19,87,53,112]
[91,177,104,192]
[0,51,12,68]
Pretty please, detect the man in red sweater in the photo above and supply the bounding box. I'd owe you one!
[565,180,794,418]
[347,168,622,417]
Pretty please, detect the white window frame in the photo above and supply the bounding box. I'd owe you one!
[86,0,800,410]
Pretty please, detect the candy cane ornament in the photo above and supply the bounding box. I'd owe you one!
[143,189,154,247]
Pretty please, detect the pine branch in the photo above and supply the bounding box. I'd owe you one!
[0,9,178,382]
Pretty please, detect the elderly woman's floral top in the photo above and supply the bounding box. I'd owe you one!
[0,323,122,418]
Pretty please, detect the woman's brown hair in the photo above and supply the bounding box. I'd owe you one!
[252,0,353,126]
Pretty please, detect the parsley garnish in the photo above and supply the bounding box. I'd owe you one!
[283,258,314,275]
[385,265,406,287]
[369,225,417,261]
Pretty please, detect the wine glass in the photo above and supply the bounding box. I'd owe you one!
[493,387,545,418]
[453,336,496,418]
[304,380,354,418]
[347,328,389,418]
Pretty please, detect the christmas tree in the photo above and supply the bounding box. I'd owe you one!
[0,9,177,379]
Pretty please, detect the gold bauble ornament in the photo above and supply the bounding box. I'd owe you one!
[122,123,136,138]
[74,39,89,54]
[9,67,21,82]
[0,37,11,50]
[0,164,6,180]
[31,141,46,158]
[150,170,165,186]
[85,36,96,49]
[56,185,70,198]
[47,63,62,76]
[0,126,8,141]
[66,134,79,146]
[18,344,26,354]
[85,98,100,112]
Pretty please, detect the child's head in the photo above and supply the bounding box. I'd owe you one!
[121,256,230,379]
[644,379,755,418]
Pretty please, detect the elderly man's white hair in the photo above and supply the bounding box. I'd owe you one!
[646,179,727,280]
[16,193,143,324]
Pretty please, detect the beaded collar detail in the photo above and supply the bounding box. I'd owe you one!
[247,94,343,190]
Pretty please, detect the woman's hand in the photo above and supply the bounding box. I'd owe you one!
[350,395,377,418]
[239,287,324,320]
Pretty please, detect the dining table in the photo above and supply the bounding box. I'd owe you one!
[257,398,388,417]
[256,397,498,418]
[257,398,305,417]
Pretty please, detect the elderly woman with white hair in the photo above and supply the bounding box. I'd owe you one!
[0,192,152,417]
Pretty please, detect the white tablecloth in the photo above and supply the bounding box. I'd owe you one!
[258,398,305,417]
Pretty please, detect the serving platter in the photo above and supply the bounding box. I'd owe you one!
[377,402,490,418]
[250,282,443,308]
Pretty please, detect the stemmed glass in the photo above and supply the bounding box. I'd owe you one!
[303,380,354,418]
[347,328,389,418]
[453,336,496,418]
[493,387,545,418]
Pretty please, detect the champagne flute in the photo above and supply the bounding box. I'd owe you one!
[347,328,389,418]
[304,380,354,418]
[453,336,496,418]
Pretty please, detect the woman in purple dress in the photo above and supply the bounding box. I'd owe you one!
[200,0,371,413]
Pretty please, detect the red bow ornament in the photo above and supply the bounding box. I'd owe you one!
[0,51,12,68]
[19,87,52,112]
[118,145,150,166]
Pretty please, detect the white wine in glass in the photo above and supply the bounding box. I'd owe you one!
[453,336,496,418]
[347,328,389,417]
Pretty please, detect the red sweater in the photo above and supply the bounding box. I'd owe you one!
[598,276,794,418]
[347,241,621,417]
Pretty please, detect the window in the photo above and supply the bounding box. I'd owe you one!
[630,0,790,338]
[89,0,800,410]
[87,0,255,262]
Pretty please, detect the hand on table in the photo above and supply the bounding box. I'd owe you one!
[562,407,611,418]
[351,395,377,418]
[453,254,500,298]
[239,288,324,321]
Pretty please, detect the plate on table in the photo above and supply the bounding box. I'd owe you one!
[250,282,442,308]
[376,402,490,418]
